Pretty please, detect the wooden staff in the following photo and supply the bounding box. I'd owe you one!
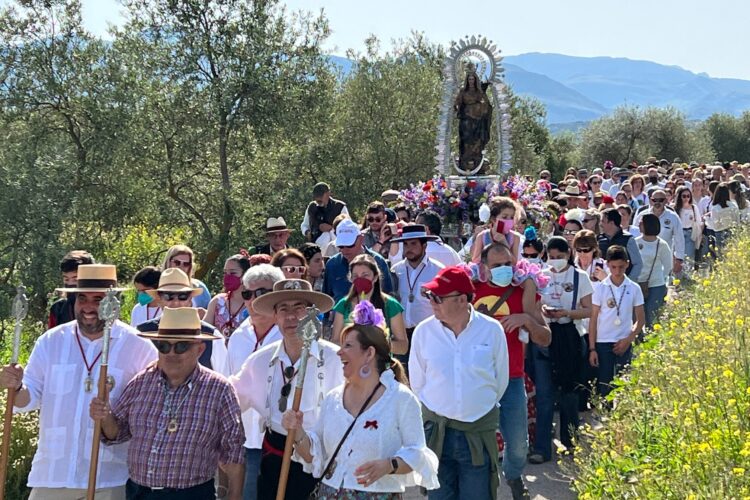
[0,285,28,500]
[276,306,322,500]
[86,288,120,500]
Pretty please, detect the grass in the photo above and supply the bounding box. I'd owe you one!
[571,228,750,499]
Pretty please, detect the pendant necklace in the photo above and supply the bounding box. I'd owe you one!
[608,283,627,326]
[220,291,245,337]
[406,262,427,303]
[75,325,103,393]
[162,379,193,433]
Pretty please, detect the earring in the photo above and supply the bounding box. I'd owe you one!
[359,364,372,378]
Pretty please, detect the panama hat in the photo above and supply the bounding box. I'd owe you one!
[562,184,585,198]
[390,224,439,243]
[56,264,128,293]
[266,217,293,233]
[252,279,333,316]
[146,268,202,299]
[137,307,219,341]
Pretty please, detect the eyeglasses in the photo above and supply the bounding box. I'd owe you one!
[367,216,383,223]
[522,253,539,259]
[171,258,191,269]
[576,247,594,253]
[158,291,192,301]
[152,340,197,355]
[563,229,579,236]
[282,265,306,275]
[651,198,666,203]
[421,289,462,304]
[241,288,272,300]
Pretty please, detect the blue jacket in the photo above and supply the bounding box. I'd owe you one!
[323,248,394,303]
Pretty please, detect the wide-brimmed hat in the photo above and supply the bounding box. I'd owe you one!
[56,264,128,293]
[391,224,439,243]
[252,279,333,316]
[266,217,293,233]
[137,307,219,341]
[563,184,585,198]
[147,268,202,299]
[381,189,400,203]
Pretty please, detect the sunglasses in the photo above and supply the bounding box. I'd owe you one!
[591,180,602,184]
[280,365,296,403]
[158,291,192,301]
[367,217,384,224]
[522,253,539,259]
[171,258,191,269]
[241,288,272,300]
[421,289,462,304]
[576,247,594,253]
[282,265,306,275]
[563,229,579,236]
[337,244,355,250]
[152,340,197,355]
[651,198,666,203]
[541,175,550,180]
[681,194,691,198]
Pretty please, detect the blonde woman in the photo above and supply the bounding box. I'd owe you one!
[161,245,212,309]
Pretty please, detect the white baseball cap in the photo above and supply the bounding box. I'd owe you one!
[335,219,361,247]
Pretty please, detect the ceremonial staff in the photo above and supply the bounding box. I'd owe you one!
[0,285,28,500]
[276,306,321,500]
[86,288,120,500]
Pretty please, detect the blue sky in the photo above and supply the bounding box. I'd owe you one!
[10,0,750,80]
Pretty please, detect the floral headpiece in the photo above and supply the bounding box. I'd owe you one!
[352,300,393,368]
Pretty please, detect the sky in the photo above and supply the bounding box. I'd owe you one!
[12,0,750,80]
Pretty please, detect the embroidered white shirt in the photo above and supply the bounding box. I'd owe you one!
[226,318,282,449]
[17,320,158,489]
[391,257,444,328]
[299,370,439,492]
[409,307,509,422]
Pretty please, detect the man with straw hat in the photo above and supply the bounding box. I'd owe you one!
[229,279,344,500]
[0,264,157,500]
[252,217,293,256]
[137,268,229,375]
[90,307,245,500]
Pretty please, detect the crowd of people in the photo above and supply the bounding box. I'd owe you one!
[1,160,748,500]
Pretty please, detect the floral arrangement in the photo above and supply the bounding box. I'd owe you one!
[398,175,464,223]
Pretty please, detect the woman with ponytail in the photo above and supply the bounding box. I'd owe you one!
[331,254,408,355]
[282,301,439,498]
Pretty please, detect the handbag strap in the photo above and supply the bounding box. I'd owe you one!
[645,239,659,282]
[570,269,580,312]
[319,381,382,480]
[488,287,515,316]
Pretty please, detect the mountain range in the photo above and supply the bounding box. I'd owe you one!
[331,53,750,126]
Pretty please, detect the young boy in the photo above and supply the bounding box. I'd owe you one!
[48,250,95,328]
[588,245,645,397]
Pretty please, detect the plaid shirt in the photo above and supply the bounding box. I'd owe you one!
[104,362,244,488]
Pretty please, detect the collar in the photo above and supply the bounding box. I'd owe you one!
[270,338,323,365]
[72,319,124,340]
[602,275,628,288]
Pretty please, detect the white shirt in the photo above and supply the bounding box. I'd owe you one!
[18,320,158,489]
[633,208,685,260]
[389,241,462,268]
[226,319,282,449]
[129,304,162,327]
[707,202,741,231]
[541,266,593,328]
[299,370,439,492]
[300,205,350,238]
[209,329,230,376]
[391,256,444,328]
[409,307,509,422]
[635,237,673,288]
[230,339,344,465]
[592,276,644,342]
[697,195,712,215]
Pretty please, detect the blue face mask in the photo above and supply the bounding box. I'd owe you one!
[137,291,154,306]
[490,265,513,287]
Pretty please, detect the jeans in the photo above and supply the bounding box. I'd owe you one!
[595,342,633,398]
[428,427,493,500]
[498,376,528,480]
[682,229,696,267]
[243,447,262,500]
[644,284,667,329]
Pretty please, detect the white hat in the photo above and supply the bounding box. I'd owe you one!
[334,219,361,247]
[266,217,292,233]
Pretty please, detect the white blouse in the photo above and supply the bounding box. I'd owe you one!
[298,370,439,493]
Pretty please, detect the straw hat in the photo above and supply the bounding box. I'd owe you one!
[56,264,127,293]
[137,307,219,341]
[390,224,439,243]
[563,184,585,198]
[252,279,333,316]
[146,268,202,299]
[266,217,293,233]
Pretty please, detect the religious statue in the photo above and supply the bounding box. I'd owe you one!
[454,65,492,174]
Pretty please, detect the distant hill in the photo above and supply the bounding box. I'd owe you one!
[329,53,750,126]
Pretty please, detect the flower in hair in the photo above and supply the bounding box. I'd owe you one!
[524,226,538,242]
[353,300,385,328]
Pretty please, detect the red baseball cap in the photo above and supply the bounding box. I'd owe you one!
[421,265,475,296]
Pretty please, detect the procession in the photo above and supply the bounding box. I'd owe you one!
[2,1,750,499]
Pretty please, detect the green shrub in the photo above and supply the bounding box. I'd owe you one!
[571,229,750,499]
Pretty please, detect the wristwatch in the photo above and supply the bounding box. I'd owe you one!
[389,457,399,474]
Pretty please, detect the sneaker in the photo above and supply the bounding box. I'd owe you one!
[528,452,550,464]
[507,477,531,500]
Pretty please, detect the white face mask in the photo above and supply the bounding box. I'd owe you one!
[547,258,569,272]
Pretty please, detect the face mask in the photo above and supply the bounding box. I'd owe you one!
[527,257,543,266]
[223,274,242,292]
[490,265,513,287]
[547,258,569,272]
[352,277,373,296]
[137,291,154,306]
[495,218,514,235]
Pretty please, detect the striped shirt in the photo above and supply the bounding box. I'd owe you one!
[104,362,245,488]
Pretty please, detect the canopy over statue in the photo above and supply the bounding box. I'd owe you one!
[454,64,493,174]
